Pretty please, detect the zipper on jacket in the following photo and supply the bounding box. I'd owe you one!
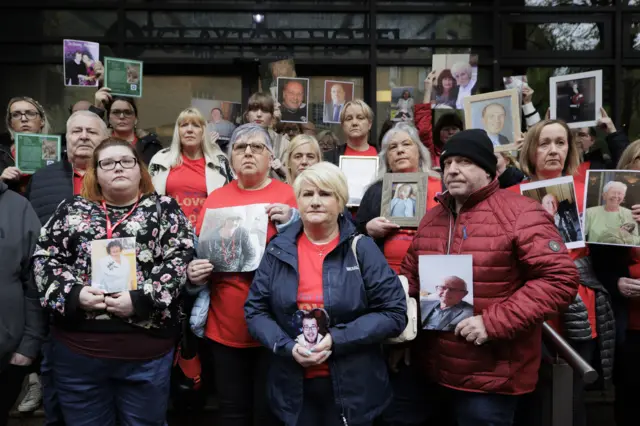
[446,200,468,254]
[330,359,349,426]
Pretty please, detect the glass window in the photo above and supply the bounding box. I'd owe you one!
[622,69,640,140]
[524,0,613,5]
[3,10,118,39]
[504,22,605,52]
[377,14,491,41]
[629,20,640,50]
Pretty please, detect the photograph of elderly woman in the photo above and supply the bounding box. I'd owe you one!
[197,204,268,272]
[390,182,418,218]
[585,170,640,247]
[521,176,585,249]
[90,237,137,294]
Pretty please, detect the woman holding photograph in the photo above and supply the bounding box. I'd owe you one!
[95,240,134,294]
[323,99,378,166]
[245,162,406,426]
[510,119,615,426]
[149,107,232,227]
[432,69,459,109]
[92,89,162,165]
[186,123,296,426]
[32,138,194,425]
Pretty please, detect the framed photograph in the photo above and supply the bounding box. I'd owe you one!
[277,77,310,124]
[463,88,521,153]
[14,133,62,174]
[104,56,143,98]
[418,254,474,332]
[521,176,585,250]
[380,173,428,227]
[323,80,355,124]
[390,87,415,122]
[431,53,479,110]
[549,70,602,129]
[260,58,296,98]
[338,155,379,207]
[190,98,242,141]
[63,39,100,87]
[503,75,528,105]
[90,237,137,294]
[292,308,330,350]
[197,204,269,272]
[584,169,640,247]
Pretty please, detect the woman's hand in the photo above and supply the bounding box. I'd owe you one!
[78,286,106,311]
[94,87,112,108]
[105,292,134,318]
[292,343,331,367]
[266,203,293,224]
[312,333,333,353]
[9,353,33,367]
[0,166,21,182]
[618,277,640,298]
[597,107,616,134]
[423,70,436,103]
[93,60,104,82]
[522,86,534,105]
[366,217,400,239]
[188,259,214,285]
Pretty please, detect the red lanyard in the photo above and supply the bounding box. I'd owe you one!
[102,197,140,239]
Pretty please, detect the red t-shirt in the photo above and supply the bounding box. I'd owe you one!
[297,233,339,378]
[383,176,442,273]
[166,155,208,227]
[344,145,377,157]
[73,170,84,195]
[627,249,640,330]
[196,179,297,348]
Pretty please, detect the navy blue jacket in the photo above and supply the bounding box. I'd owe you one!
[245,215,406,426]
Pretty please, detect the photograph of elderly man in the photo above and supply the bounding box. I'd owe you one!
[421,276,474,331]
[278,77,309,123]
[541,193,583,244]
[323,81,353,124]
[482,103,510,146]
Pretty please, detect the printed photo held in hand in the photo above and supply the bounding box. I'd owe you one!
[390,87,415,122]
[549,70,602,129]
[430,53,479,109]
[104,56,144,98]
[277,77,310,124]
[463,88,521,153]
[323,80,355,124]
[418,255,474,332]
[381,172,429,227]
[292,308,330,350]
[63,39,100,87]
[190,98,242,141]
[14,133,62,174]
[338,155,379,207]
[520,176,585,250]
[503,75,528,105]
[90,237,137,294]
[584,169,640,247]
[197,204,269,272]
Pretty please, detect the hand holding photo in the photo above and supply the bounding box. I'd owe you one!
[381,173,429,227]
[463,89,521,153]
[549,70,602,128]
[90,238,137,294]
[339,156,379,207]
[63,39,100,87]
[293,308,330,350]
[104,57,144,98]
[277,77,310,124]
[197,204,269,272]
[418,255,474,332]
[584,170,640,247]
[323,80,355,124]
[14,133,61,174]
[503,75,528,104]
[520,176,585,249]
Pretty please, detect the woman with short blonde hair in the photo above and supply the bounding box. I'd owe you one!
[284,134,322,184]
[324,99,378,165]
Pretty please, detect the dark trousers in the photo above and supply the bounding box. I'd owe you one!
[41,340,66,426]
[49,337,174,426]
[376,358,428,426]
[427,385,519,426]
[207,339,278,426]
[614,330,640,426]
[297,377,355,426]
[0,364,28,426]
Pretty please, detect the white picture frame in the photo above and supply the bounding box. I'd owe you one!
[549,70,602,129]
[338,155,379,207]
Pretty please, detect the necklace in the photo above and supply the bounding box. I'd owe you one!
[309,240,334,257]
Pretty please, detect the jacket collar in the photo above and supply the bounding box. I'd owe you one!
[273,213,357,257]
[436,178,499,214]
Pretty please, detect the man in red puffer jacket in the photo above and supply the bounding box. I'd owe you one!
[400,129,579,425]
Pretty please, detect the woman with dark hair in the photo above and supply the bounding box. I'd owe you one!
[432,69,459,109]
[95,239,133,294]
[33,137,194,425]
[92,88,163,165]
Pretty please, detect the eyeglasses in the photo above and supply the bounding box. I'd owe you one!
[110,109,135,118]
[435,285,465,293]
[233,142,267,155]
[302,325,318,331]
[10,110,40,120]
[98,157,138,171]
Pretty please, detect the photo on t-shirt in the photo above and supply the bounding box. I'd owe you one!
[418,254,473,332]
[90,237,137,294]
[584,170,640,248]
[197,203,269,272]
[292,308,330,350]
[521,176,585,250]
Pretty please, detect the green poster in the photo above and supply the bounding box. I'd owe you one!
[15,133,62,174]
[104,56,143,98]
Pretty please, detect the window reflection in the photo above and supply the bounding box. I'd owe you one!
[524,0,613,5]
[506,22,603,51]
[376,14,490,40]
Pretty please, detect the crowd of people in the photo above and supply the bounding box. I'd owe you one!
[0,64,639,426]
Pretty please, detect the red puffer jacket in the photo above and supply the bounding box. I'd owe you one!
[400,179,579,395]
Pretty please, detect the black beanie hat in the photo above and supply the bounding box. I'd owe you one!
[439,129,497,179]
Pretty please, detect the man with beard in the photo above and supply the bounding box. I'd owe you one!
[296,315,324,350]
[280,80,308,123]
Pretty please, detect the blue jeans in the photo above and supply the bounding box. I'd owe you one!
[428,386,520,426]
[49,337,174,426]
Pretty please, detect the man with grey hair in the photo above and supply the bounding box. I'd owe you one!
[452,61,477,109]
[481,103,510,147]
[25,110,108,224]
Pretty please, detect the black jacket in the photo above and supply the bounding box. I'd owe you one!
[585,130,630,170]
[24,160,74,226]
[0,181,45,369]
[322,144,349,166]
[498,167,526,189]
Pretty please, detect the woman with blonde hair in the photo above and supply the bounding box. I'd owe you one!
[323,99,378,165]
[284,134,322,184]
[149,107,232,226]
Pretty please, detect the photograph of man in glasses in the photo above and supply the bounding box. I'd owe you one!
[421,276,474,332]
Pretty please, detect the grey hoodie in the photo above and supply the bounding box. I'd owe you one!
[0,181,45,370]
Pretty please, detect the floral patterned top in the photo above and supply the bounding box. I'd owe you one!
[32,193,194,336]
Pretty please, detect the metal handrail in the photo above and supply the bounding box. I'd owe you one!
[542,323,598,384]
